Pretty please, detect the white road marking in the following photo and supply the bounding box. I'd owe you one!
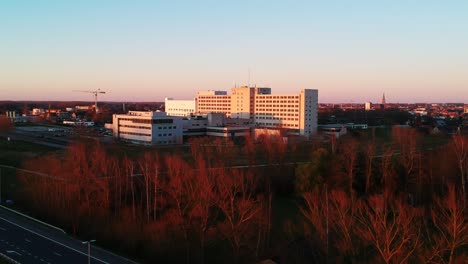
[0,216,109,264]
[25,238,31,243]
[53,252,62,257]
[6,250,22,256]
[0,227,6,231]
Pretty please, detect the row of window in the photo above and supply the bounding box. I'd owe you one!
[197,103,230,106]
[158,133,173,137]
[119,118,152,124]
[120,125,150,130]
[256,113,299,117]
[197,96,230,99]
[256,104,298,108]
[257,116,299,121]
[256,108,299,112]
[119,118,174,124]
[167,108,194,112]
[120,131,151,137]
[256,95,299,99]
[255,100,299,104]
[157,126,177,130]
[157,140,177,144]
[256,122,299,127]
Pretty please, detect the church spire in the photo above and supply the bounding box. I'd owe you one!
[382,93,386,104]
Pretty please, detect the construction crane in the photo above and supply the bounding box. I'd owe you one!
[72,89,106,113]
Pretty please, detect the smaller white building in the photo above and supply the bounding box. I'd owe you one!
[32,108,45,115]
[112,111,183,145]
[63,120,94,127]
[365,102,372,111]
[164,98,196,117]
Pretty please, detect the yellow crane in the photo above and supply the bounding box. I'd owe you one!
[72,89,106,113]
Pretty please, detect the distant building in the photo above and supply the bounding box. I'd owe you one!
[381,93,386,104]
[112,111,183,145]
[465,104,468,114]
[63,120,94,127]
[164,98,196,117]
[32,108,45,116]
[195,86,318,137]
[365,102,372,111]
[75,105,93,111]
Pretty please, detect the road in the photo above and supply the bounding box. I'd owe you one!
[0,131,67,149]
[0,207,136,264]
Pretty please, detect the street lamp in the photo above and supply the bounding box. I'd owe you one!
[82,240,96,264]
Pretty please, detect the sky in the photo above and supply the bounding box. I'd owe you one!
[0,0,467,103]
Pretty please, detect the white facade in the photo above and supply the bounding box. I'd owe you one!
[63,120,94,127]
[32,108,45,115]
[365,102,372,111]
[112,111,183,145]
[196,86,318,137]
[197,90,231,116]
[230,86,255,120]
[165,98,196,117]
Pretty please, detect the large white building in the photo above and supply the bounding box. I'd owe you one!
[112,111,183,145]
[196,90,231,116]
[164,98,196,117]
[196,86,318,137]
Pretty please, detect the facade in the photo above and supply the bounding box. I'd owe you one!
[164,98,196,117]
[196,86,318,137]
[196,90,231,116]
[465,104,468,114]
[112,111,183,145]
[32,108,45,115]
[365,102,372,111]
[63,120,94,127]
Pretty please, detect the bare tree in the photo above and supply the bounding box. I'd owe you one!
[216,169,262,258]
[365,142,375,193]
[355,194,421,263]
[340,137,359,195]
[429,185,468,264]
[452,134,468,203]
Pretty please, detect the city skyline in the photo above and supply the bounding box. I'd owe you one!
[1,0,467,103]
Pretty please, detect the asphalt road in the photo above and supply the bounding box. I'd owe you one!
[0,207,136,264]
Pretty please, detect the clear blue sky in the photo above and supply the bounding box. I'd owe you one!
[1,0,467,103]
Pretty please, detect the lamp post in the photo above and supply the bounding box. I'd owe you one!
[82,240,96,264]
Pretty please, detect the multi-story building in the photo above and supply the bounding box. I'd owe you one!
[196,90,231,116]
[164,98,196,117]
[112,111,183,145]
[196,86,318,137]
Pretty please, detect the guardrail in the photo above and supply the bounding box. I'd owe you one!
[0,205,66,234]
[0,252,21,264]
